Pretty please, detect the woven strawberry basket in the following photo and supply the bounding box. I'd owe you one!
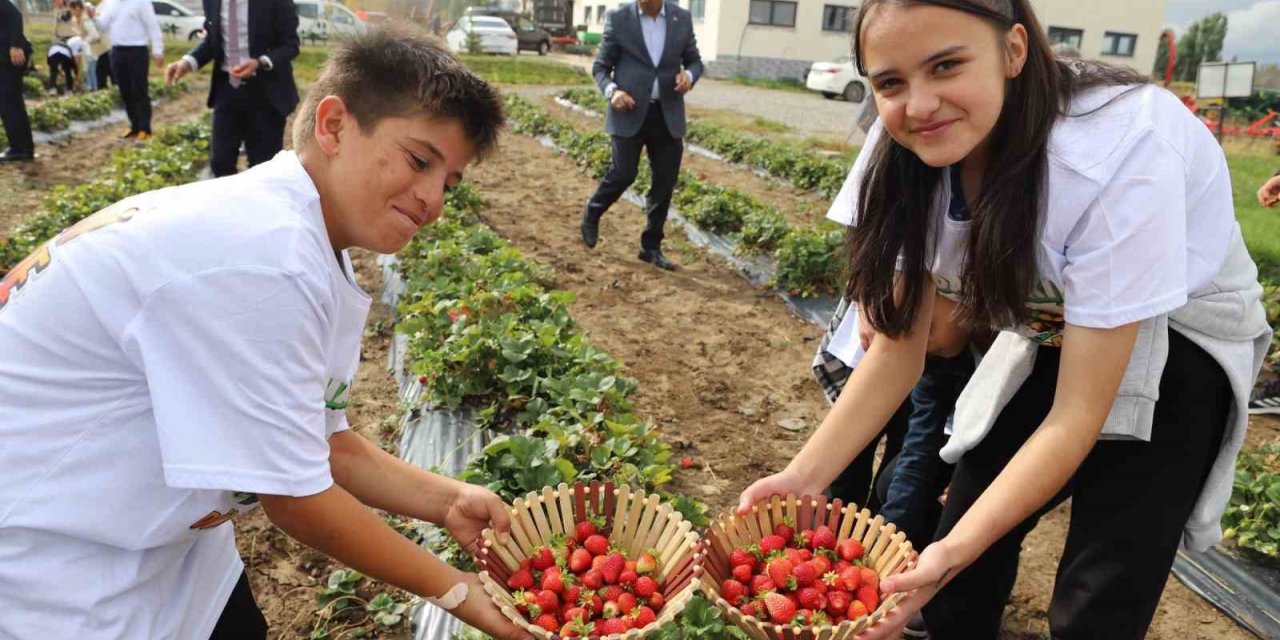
[701,494,916,640]
[475,481,703,639]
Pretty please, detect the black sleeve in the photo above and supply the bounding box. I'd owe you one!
[1,0,26,50]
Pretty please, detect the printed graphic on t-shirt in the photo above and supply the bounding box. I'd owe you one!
[934,275,1067,346]
[0,202,140,312]
[325,378,351,410]
[189,509,240,530]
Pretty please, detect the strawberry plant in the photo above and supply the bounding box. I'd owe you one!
[650,595,749,639]
[310,569,412,639]
[772,224,845,298]
[1223,443,1280,559]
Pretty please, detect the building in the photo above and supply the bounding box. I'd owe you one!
[577,0,1166,81]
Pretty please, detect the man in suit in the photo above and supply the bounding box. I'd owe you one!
[166,0,298,176]
[581,0,701,271]
[0,0,34,162]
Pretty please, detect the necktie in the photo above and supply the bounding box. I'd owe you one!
[228,0,241,88]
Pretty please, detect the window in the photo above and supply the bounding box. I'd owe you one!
[1047,26,1083,49]
[583,5,590,22]
[689,0,705,20]
[1102,31,1137,57]
[749,0,796,27]
[596,5,605,23]
[296,3,318,18]
[822,5,855,32]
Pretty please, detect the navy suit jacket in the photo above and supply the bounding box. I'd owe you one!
[187,0,299,116]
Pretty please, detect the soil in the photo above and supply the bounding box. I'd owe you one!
[0,81,210,238]
[462,130,1265,640]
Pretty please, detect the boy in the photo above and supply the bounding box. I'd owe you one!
[0,25,530,640]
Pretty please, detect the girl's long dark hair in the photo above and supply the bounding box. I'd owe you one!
[843,0,1148,337]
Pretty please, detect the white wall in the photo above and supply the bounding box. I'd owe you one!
[711,0,854,64]
[1031,0,1166,77]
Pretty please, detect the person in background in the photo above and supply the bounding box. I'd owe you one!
[0,0,34,162]
[95,0,163,140]
[71,0,101,91]
[47,38,76,93]
[165,0,300,176]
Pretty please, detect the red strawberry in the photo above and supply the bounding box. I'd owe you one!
[585,534,610,556]
[563,606,589,624]
[633,605,657,628]
[569,548,593,574]
[751,575,775,595]
[783,548,806,566]
[859,567,879,592]
[417,375,429,384]
[634,576,658,598]
[847,599,869,619]
[563,585,582,607]
[798,529,816,549]
[826,589,852,616]
[856,586,879,612]
[763,592,797,624]
[581,569,604,590]
[599,617,630,634]
[601,553,626,584]
[575,519,599,544]
[797,587,824,610]
[534,590,560,614]
[721,579,748,606]
[731,563,754,583]
[838,538,865,562]
[602,600,621,619]
[773,518,795,542]
[646,592,665,611]
[619,569,639,587]
[741,601,763,618]
[791,561,818,587]
[759,534,787,555]
[625,560,638,573]
[636,552,658,575]
[617,592,638,615]
[533,613,559,632]
[600,585,625,603]
[507,568,534,591]
[766,557,796,591]
[838,566,862,591]
[812,526,837,550]
[810,555,832,577]
[813,578,829,595]
[680,456,694,469]
[540,567,565,594]
[580,592,603,615]
[729,548,757,569]
[530,545,556,571]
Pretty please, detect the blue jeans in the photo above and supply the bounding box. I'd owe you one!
[879,353,974,544]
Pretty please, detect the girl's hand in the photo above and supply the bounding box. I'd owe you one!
[856,541,958,639]
[1257,175,1280,208]
[736,468,824,516]
[442,483,513,554]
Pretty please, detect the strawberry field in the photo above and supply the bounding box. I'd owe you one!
[2,49,1278,640]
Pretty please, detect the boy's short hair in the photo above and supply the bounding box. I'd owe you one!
[292,24,505,158]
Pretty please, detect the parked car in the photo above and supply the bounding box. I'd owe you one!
[462,7,551,55]
[150,0,205,40]
[805,56,868,103]
[446,16,518,56]
[294,0,366,41]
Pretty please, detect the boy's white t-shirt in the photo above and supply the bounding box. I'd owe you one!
[0,151,371,639]
[827,83,1235,353]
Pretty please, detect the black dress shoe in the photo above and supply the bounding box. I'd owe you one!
[638,249,678,271]
[581,210,600,248]
[0,150,35,162]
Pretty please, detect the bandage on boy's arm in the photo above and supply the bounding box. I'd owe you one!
[259,484,464,599]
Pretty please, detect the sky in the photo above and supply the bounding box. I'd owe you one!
[1165,0,1280,64]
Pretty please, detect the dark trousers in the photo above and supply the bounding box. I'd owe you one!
[96,50,114,89]
[209,572,268,639]
[47,53,75,93]
[924,330,1231,640]
[210,76,288,177]
[584,103,683,251]
[826,398,909,512]
[878,354,973,544]
[111,46,151,134]
[0,59,33,154]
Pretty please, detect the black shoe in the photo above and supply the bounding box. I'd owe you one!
[580,210,600,248]
[0,149,35,162]
[1248,378,1280,414]
[638,249,677,271]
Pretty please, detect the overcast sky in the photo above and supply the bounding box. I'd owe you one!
[1165,0,1280,64]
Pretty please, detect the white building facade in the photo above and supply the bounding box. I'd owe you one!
[578,0,1166,80]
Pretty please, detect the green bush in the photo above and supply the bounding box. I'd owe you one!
[772,224,845,298]
[22,75,46,96]
[1223,444,1280,559]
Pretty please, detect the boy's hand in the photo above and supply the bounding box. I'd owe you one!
[443,483,513,554]
[451,573,536,640]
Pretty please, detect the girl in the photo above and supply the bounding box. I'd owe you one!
[738,1,1271,638]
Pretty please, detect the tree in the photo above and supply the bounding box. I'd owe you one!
[1200,12,1228,63]
[1174,21,1201,82]
[1153,29,1173,79]
[1173,12,1230,82]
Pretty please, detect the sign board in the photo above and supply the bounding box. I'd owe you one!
[1197,61,1256,99]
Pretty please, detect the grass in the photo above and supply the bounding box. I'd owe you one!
[729,75,809,94]
[1226,145,1280,282]
[458,54,590,86]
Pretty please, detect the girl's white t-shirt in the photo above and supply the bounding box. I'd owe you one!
[0,152,371,639]
[827,82,1235,354]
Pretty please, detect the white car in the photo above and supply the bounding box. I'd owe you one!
[150,0,206,40]
[446,16,518,56]
[294,0,366,41]
[805,56,869,103]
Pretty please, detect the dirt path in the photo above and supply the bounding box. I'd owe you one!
[467,131,1259,640]
[0,82,210,237]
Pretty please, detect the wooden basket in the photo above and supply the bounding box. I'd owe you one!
[700,494,916,640]
[476,481,703,639]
